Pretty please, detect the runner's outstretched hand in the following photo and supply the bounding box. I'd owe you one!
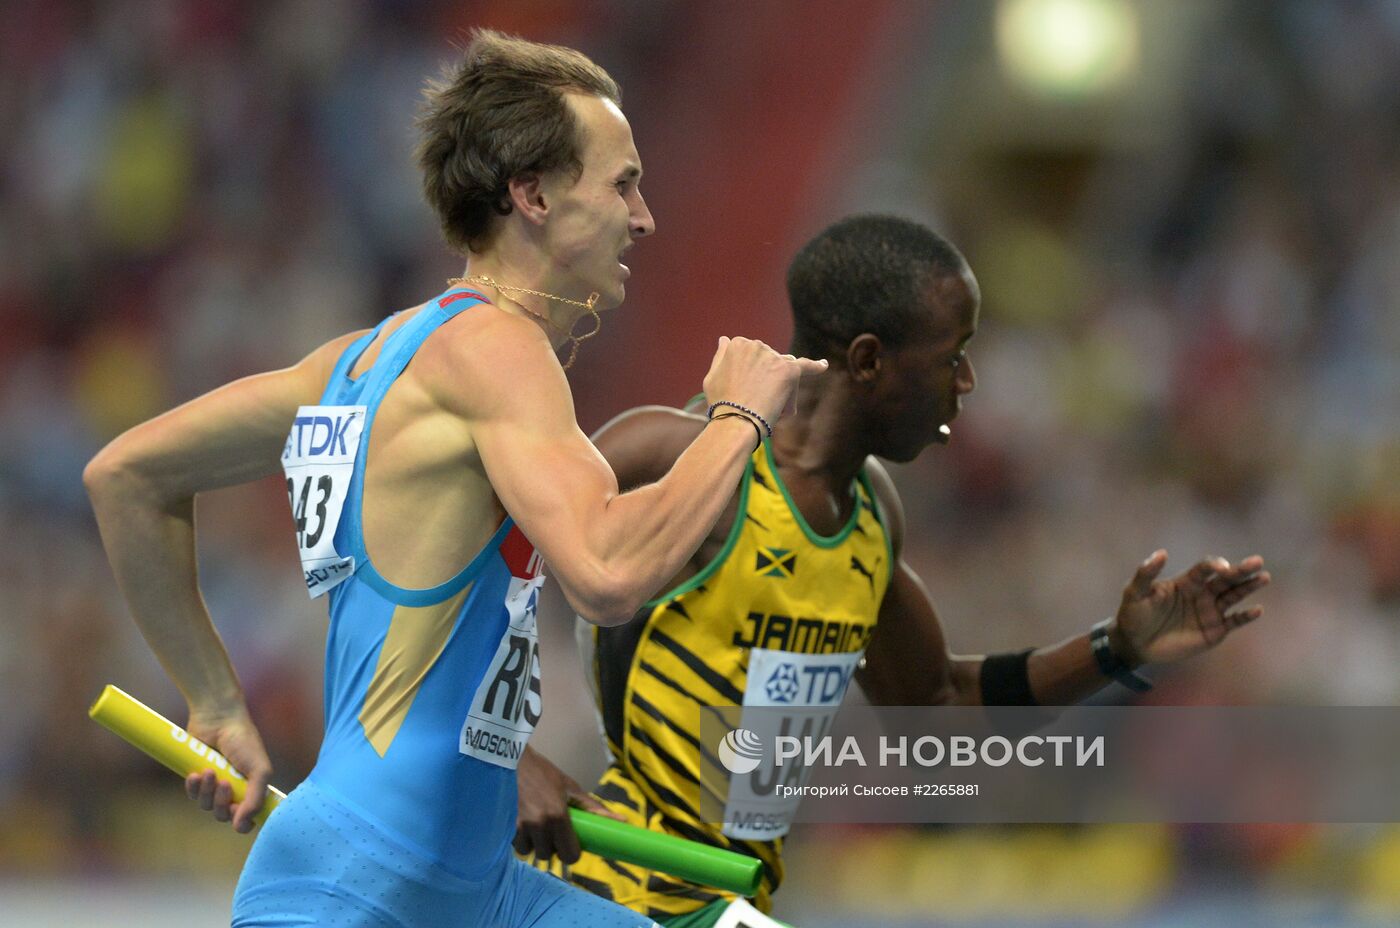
[1109,551,1270,666]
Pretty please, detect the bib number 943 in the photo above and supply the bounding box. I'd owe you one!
[281,405,366,598]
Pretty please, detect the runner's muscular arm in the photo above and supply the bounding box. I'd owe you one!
[562,404,742,734]
[854,460,972,706]
[858,460,1129,706]
[84,330,367,715]
[571,404,711,688]
[86,329,367,830]
[515,405,709,863]
[857,461,1269,707]
[591,405,707,492]
[449,324,771,626]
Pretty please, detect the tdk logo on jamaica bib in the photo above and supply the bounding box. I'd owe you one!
[765,663,800,703]
[763,659,852,705]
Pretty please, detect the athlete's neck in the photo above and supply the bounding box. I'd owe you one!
[769,373,871,494]
[457,255,589,348]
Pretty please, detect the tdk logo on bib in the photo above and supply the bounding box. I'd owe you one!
[281,405,366,598]
[753,652,857,708]
[285,413,359,458]
[765,664,800,703]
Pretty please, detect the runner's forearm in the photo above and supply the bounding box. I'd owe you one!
[85,461,246,715]
[948,632,1113,707]
[1025,631,1117,705]
[568,415,756,623]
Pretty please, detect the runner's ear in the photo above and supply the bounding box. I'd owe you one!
[847,334,883,384]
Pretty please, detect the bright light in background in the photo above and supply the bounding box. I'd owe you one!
[997,0,1140,98]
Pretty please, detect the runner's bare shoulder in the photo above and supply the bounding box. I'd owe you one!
[414,305,568,422]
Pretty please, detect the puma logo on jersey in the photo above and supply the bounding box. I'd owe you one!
[755,547,797,578]
[849,555,875,593]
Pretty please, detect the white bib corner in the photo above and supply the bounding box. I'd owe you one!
[715,899,790,928]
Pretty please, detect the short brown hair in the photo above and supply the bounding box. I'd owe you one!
[415,29,622,253]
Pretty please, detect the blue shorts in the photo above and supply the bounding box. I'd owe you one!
[233,779,658,928]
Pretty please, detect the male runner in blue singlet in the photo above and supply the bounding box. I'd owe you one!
[85,30,825,927]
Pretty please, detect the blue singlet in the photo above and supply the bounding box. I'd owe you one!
[232,288,656,927]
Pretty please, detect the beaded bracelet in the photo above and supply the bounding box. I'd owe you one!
[707,401,773,438]
[709,412,763,453]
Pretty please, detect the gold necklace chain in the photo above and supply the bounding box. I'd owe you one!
[448,275,601,370]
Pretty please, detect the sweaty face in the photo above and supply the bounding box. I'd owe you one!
[876,266,980,462]
[539,94,654,310]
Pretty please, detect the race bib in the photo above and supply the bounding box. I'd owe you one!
[460,529,545,769]
[722,647,863,840]
[281,405,365,598]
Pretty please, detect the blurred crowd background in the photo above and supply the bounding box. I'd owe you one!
[2,0,1397,925]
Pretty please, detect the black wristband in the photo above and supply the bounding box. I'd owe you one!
[979,649,1038,706]
[1089,620,1153,693]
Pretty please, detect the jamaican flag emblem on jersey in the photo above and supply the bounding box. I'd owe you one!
[755,546,797,578]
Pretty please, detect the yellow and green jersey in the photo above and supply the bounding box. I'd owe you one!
[552,438,892,920]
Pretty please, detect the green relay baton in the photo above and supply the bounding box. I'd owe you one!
[568,807,761,897]
[90,685,761,896]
